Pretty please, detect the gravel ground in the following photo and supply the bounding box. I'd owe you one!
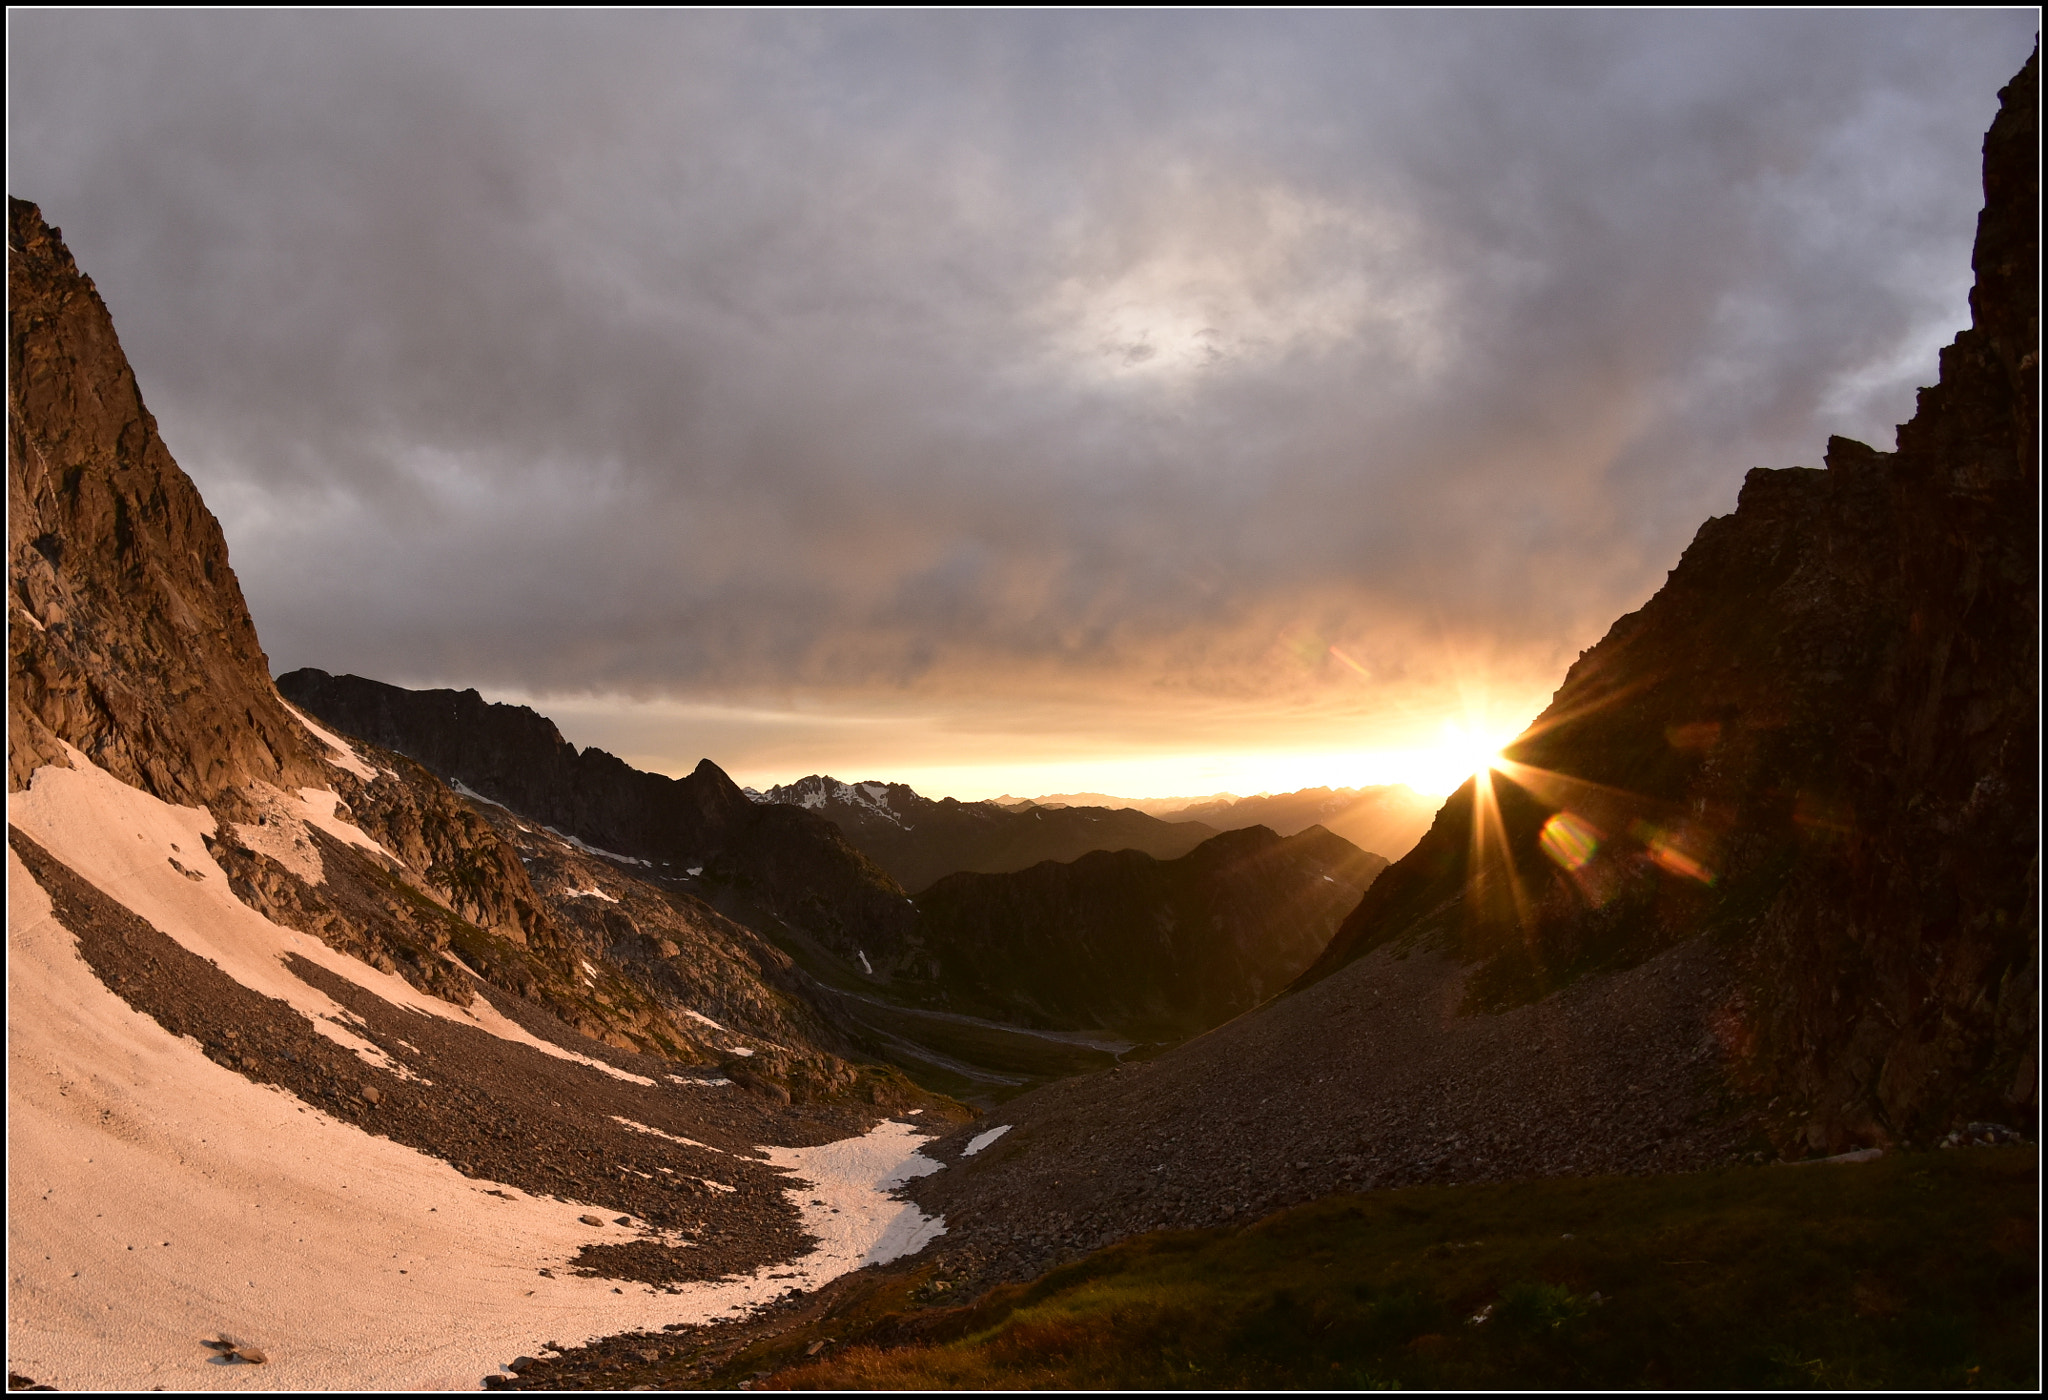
[901,932,1761,1295]
[489,929,1766,1389]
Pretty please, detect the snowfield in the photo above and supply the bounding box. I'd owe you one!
[6,752,947,1390]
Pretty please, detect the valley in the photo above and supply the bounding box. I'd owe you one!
[6,29,2036,1396]
[278,670,1386,1099]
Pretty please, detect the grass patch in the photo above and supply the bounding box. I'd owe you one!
[709,1147,2034,1390]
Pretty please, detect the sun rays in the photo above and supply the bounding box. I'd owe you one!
[1427,671,1728,955]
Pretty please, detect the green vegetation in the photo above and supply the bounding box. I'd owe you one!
[706,1148,2034,1390]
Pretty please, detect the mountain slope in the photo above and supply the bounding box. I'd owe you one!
[276,669,917,968]
[901,825,1387,1040]
[747,773,1221,893]
[1300,46,2037,1156]
[6,195,957,1391]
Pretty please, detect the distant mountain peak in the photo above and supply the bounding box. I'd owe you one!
[754,774,923,827]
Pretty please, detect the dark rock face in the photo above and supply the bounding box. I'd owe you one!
[904,825,1387,1040]
[750,774,1221,894]
[8,196,331,802]
[276,669,916,964]
[1303,49,2038,1155]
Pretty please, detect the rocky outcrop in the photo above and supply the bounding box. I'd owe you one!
[751,774,1221,894]
[276,670,919,966]
[1302,48,2038,1154]
[8,196,331,803]
[903,825,1387,1040]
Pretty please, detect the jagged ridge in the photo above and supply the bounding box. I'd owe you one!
[276,669,917,966]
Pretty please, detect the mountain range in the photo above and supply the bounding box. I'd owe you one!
[902,824,1385,1040]
[1000,783,1439,862]
[742,773,1223,893]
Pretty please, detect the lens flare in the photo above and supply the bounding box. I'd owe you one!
[1629,819,1716,886]
[1538,810,1602,872]
[1327,644,1371,679]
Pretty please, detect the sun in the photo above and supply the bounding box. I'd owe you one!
[1402,720,1513,798]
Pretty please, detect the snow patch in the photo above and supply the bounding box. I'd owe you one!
[279,700,378,782]
[760,1122,947,1274]
[856,949,873,975]
[296,787,399,864]
[610,1117,727,1154]
[683,1009,728,1032]
[962,1124,1012,1156]
[541,826,651,867]
[449,778,508,811]
[230,786,329,886]
[563,887,618,903]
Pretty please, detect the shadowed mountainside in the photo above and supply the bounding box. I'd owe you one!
[1158,785,1438,864]
[1301,48,2038,1157]
[900,825,1386,1041]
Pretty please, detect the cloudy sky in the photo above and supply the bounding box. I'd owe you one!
[9,12,2035,799]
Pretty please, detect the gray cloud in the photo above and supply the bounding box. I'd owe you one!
[8,12,2035,780]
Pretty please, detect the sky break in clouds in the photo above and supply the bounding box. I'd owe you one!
[7,11,2037,799]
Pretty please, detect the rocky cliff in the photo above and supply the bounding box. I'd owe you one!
[276,669,918,967]
[8,197,332,803]
[1302,48,2038,1155]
